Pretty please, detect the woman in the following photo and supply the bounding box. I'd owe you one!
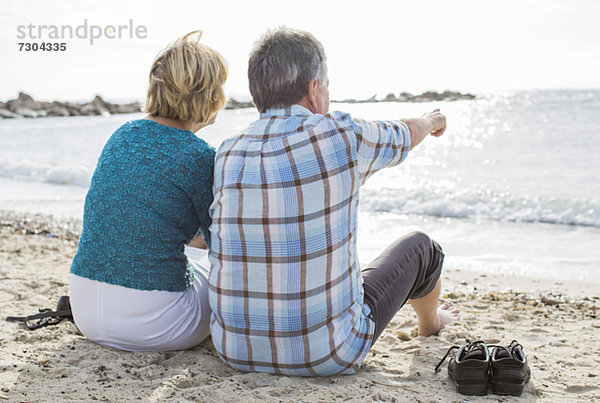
[69,31,227,351]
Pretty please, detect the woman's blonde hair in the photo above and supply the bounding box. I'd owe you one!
[143,31,228,123]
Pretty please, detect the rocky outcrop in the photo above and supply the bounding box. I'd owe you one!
[0,92,257,119]
[225,98,253,109]
[0,92,142,119]
[0,108,21,119]
[336,90,476,104]
[0,90,477,119]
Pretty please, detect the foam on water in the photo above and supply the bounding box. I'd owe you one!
[2,152,597,228]
[360,187,600,227]
[1,91,599,283]
[0,158,92,187]
[356,211,600,284]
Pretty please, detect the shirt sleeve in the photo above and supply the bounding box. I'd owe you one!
[348,116,411,184]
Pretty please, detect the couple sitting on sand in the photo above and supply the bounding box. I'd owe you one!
[69,27,458,376]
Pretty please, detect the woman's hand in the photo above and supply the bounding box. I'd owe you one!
[188,234,207,249]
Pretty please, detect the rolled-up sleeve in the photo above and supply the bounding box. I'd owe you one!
[349,117,411,184]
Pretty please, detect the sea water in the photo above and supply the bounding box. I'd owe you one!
[1,89,599,284]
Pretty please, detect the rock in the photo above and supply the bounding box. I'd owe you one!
[90,95,111,116]
[47,103,70,117]
[63,102,82,116]
[225,98,253,109]
[13,107,38,118]
[397,92,414,102]
[6,92,46,112]
[441,90,475,100]
[441,90,458,100]
[15,92,34,103]
[80,103,100,116]
[383,93,398,102]
[337,98,358,104]
[115,103,141,114]
[415,91,445,102]
[0,108,22,118]
[336,94,377,104]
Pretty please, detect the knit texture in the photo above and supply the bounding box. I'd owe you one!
[70,119,215,291]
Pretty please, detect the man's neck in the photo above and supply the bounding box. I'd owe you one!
[296,97,317,114]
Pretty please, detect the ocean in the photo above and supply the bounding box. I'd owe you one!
[1,89,599,284]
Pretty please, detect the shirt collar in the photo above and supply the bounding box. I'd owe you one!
[261,104,313,118]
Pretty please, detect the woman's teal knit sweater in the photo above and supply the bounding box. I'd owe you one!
[70,119,215,291]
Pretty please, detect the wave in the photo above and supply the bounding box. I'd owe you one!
[360,187,600,228]
[0,159,91,187]
[2,159,599,228]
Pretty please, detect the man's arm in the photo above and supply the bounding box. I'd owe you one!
[340,108,447,184]
[401,109,447,150]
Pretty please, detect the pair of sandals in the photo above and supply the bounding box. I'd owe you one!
[435,339,531,396]
[6,296,73,330]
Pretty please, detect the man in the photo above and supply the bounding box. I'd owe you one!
[208,27,459,376]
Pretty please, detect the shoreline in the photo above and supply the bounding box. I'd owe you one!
[1,209,599,400]
[2,209,598,302]
[0,90,476,119]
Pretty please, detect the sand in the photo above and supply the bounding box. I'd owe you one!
[1,210,599,402]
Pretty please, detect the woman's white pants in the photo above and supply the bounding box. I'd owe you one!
[69,246,211,351]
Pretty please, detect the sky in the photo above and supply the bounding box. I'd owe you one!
[1,0,599,102]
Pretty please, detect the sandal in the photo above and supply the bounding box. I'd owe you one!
[6,296,73,330]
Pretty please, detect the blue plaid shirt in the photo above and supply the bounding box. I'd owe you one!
[209,105,411,376]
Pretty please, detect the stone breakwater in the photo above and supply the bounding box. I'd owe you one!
[0,92,141,119]
[0,92,255,119]
[335,90,476,104]
[0,90,476,119]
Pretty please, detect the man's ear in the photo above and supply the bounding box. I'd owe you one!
[297,78,321,113]
[305,78,320,111]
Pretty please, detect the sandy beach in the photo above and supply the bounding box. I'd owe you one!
[1,209,598,402]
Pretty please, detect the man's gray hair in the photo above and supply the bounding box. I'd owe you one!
[248,27,327,113]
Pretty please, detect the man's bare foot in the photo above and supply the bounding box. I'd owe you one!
[418,303,460,337]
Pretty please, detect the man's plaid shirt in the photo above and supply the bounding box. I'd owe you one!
[208,104,411,376]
